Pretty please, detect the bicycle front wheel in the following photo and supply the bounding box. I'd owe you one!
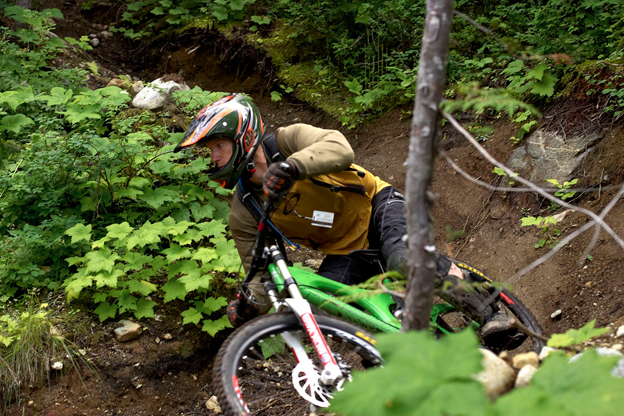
[213,313,383,416]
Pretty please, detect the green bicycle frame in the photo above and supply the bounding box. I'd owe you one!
[268,264,458,335]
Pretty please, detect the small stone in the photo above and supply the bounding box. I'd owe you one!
[512,352,539,369]
[79,349,87,356]
[550,309,562,320]
[155,337,161,344]
[28,401,34,407]
[114,320,141,342]
[205,396,222,413]
[52,361,63,371]
[163,333,172,340]
[612,344,623,351]
[475,348,515,401]
[135,384,142,390]
[515,364,538,388]
[616,325,624,338]
[89,38,100,47]
[100,30,113,39]
[539,346,555,361]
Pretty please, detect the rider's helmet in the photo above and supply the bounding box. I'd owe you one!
[174,93,265,189]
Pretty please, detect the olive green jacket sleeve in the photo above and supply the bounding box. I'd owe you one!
[229,123,354,273]
[275,124,354,179]
[229,193,260,274]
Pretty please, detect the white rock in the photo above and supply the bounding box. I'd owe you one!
[475,348,515,401]
[206,396,222,413]
[539,346,556,361]
[163,333,172,340]
[51,361,63,370]
[550,309,562,319]
[616,325,624,338]
[114,320,141,342]
[512,352,539,369]
[100,30,113,39]
[515,364,538,388]
[131,78,189,110]
[89,38,100,47]
[612,344,623,351]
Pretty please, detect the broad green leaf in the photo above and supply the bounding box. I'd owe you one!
[122,252,154,272]
[167,259,199,278]
[57,104,101,124]
[330,330,488,416]
[161,216,194,235]
[94,302,118,322]
[94,269,124,288]
[531,72,558,97]
[85,249,120,274]
[163,244,192,262]
[495,350,624,416]
[127,279,158,296]
[196,220,227,239]
[161,278,187,302]
[191,247,218,263]
[181,307,203,325]
[65,273,93,301]
[106,222,134,240]
[548,320,610,348]
[0,114,35,134]
[38,87,73,106]
[0,88,35,110]
[65,223,92,244]
[260,334,287,359]
[179,269,212,292]
[117,291,138,313]
[201,315,231,336]
[134,297,157,319]
[526,63,549,81]
[189,202,215,221]
[137,187,180,209]
[197,297,228,314]
[172,228,203,245]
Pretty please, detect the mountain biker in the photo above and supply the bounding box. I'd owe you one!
[174,93,523,350]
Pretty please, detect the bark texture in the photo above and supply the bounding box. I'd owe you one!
[403,0,453,331]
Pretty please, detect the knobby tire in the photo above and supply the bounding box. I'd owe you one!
[213,313,382,416]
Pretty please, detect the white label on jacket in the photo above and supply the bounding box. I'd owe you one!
[311,210,334,228]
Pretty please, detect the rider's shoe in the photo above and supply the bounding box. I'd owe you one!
[227,299,260,328]
[480,312,527,352]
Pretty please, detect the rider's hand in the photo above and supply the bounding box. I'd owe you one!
[263,160,298,200]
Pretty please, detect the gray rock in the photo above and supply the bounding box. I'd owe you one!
[616,325,624,338]
[89,38,100,47]
[205,396,222,413]
[507,129,603,187]
[114,319,141,342]
[100,30,113,39]
[512,352,539,369]
[475,348,515,400]
[131,78,190,110]
[515,364,538,388]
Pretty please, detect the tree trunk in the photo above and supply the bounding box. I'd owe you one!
[402,0,453,331]
[16,0,31,9]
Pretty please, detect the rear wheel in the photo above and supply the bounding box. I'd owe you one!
[434,288,544,353]
[214,313,383,416]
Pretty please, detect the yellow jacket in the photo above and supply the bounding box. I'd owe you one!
[229,124,390,272]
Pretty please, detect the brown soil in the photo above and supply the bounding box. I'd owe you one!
[7,2,624,415]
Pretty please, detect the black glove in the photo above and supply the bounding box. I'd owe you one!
[263,160,299,200]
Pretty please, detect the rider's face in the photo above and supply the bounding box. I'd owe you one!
[205,138,233,169]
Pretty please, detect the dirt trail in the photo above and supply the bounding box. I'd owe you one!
[7,2,624,415]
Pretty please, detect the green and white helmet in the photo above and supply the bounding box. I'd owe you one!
[175,93,265,189]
